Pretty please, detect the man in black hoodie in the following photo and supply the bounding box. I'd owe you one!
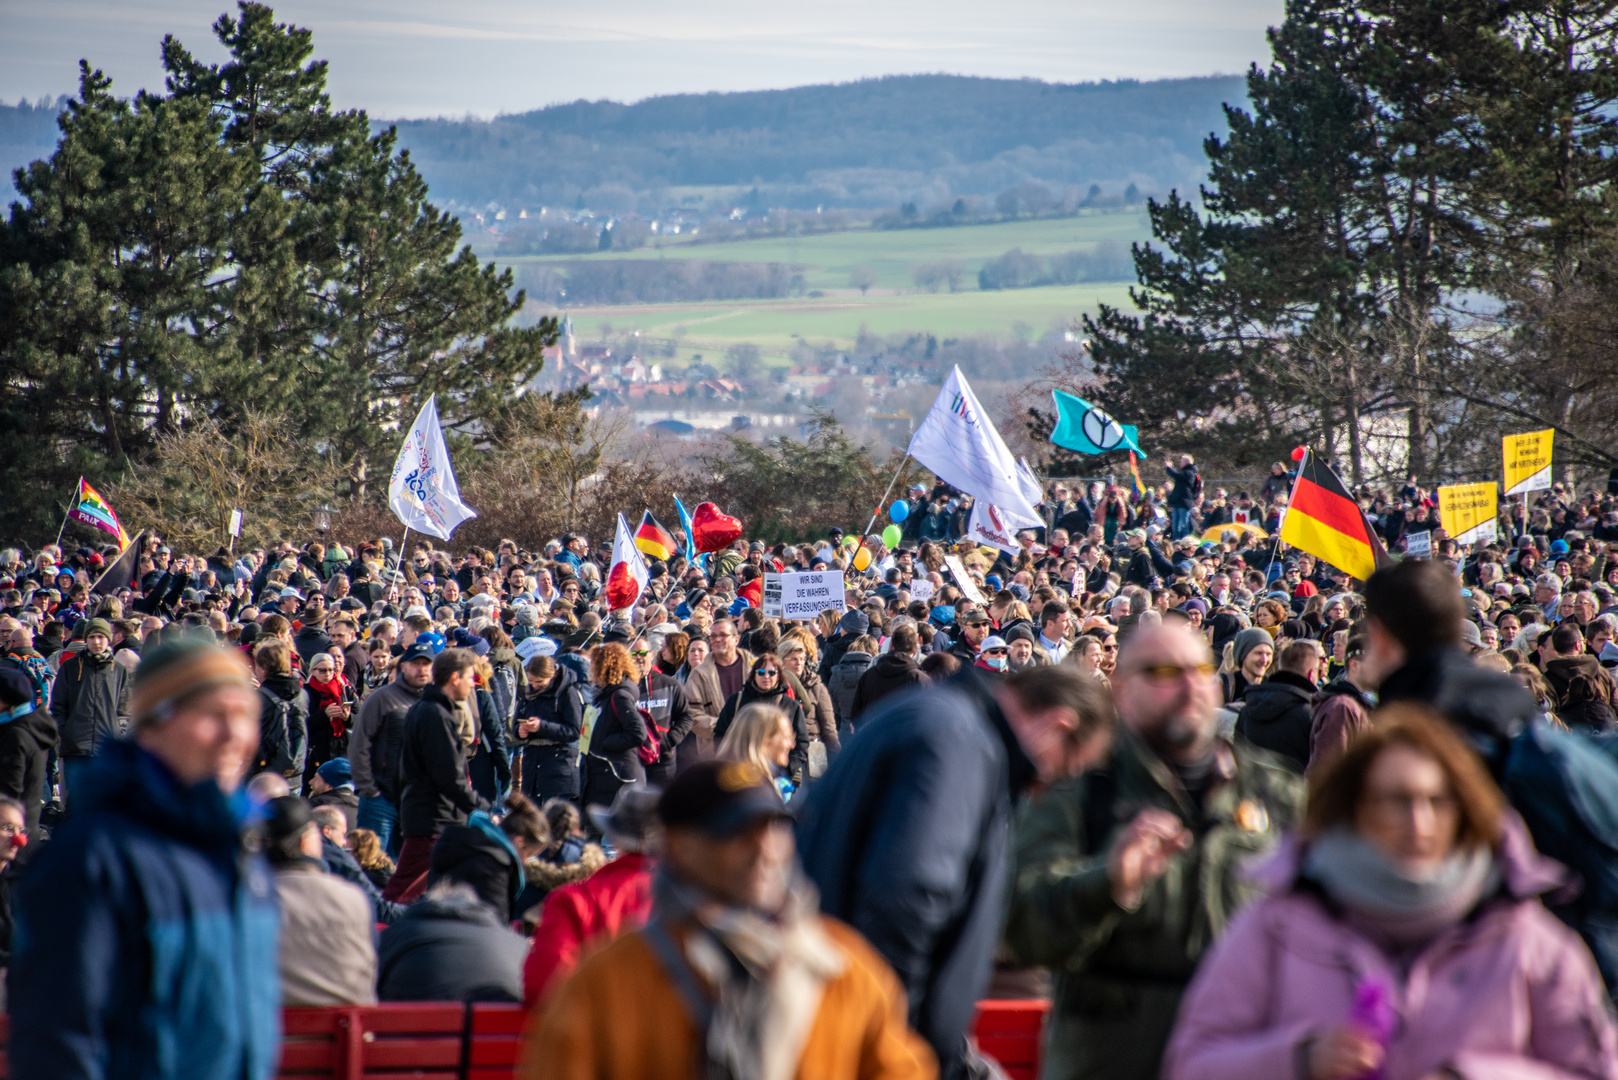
[852,621,924,719]
[1235,639,1323,771]
[384,648,488,904]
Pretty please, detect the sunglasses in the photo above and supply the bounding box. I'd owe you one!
[630,649,652,658]
[983,648,1009,656]
[755,668,780,677]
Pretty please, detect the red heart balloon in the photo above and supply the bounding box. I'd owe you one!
[691,501,743,553]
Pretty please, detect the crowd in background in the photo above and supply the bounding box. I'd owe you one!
[0,453,1615,1079]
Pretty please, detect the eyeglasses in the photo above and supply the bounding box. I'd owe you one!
[1137,662,1217,682]
[1101,642,1118,651]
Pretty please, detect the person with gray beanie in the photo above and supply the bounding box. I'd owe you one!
[1221,627,1276,705]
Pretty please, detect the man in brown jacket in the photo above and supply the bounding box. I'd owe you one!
[681,619,752,758]
[1305,633,1376,780]
[524,760,935,1080]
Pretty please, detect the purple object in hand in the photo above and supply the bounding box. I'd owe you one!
[1348,977,1397,1080]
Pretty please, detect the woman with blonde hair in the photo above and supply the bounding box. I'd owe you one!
[716,702,797,802]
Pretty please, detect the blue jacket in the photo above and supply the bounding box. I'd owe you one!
[8,740,281,1080]
[795,667,1036,1080]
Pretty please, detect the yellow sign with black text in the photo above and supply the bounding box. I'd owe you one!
[1502,429,1553,496]
[1438,481,1499,545]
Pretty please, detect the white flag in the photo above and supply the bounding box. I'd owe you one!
[604,513,649,612]
[908,366,1042,528]
[967,499,1021,555]
[388,396,477,541]
[1016,457,1044,507]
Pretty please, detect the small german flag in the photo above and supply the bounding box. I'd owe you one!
[634,511,678,562]
[1279,451,1387,582]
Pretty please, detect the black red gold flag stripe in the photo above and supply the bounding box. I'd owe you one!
[634,512,678,562]
[1279,452,1386,581]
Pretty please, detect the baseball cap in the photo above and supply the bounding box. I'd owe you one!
[959,608,991,625]
[398,642,436,664]
[656,760,790,838]
[980,635,1009,652]
[415,631,447,655]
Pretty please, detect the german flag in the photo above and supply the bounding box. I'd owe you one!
[1279,451,1386,582]
[634,511,678,562]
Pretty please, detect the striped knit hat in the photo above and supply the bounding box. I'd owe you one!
[130,637,253,728]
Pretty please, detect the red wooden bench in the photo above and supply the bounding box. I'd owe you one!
[0,997,1048,1079]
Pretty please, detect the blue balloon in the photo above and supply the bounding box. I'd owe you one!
[889,500,909,523]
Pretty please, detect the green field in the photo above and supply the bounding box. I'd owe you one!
[496,211,1152,353]
[558,284,1138,358]
[500,210,1151,292]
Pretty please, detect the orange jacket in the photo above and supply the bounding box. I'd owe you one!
[523,915,936,1080]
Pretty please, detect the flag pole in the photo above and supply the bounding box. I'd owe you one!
[861,453,912,542]
[54,477,81,550]
[396,525,411,583]
[1264,452,1303,586]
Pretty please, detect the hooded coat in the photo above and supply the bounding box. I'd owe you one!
[377,887,526,1003]
[1162,823,1617,1080]
[9,740,281,1080]
[512,665,585,802]
[428,812,525,925]
[49,648,130,757]
[851,650,925,720]
[1235,670,1318,771]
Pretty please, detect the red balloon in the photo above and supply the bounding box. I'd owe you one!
[604,560,642,611]
[691,501,743,553]
[1290,446,1307,462]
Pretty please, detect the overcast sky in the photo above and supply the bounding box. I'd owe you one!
[1,0,1283,118]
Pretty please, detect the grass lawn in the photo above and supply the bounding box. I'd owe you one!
[496,210,1153,292]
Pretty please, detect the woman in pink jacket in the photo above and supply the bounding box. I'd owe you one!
[1164,705,1616,1080]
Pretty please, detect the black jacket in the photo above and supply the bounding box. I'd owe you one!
[1053,503,1093,539]
[587,680,647,785]
[851,651,924,720]
[428,819,522,925]
[255,674,309,780]
[309,786,359,833]
[1165,463,1200,509]
[1379,647,1536,763]
[292,625,333,667]
[398,685,488,839]
[512,667,585,746]
[468,687,511,804]
[50,650,131,757]
[797,666,1037,1077]
[637,671,694,765]
[715,680,810,780]
[376,890,525,1002]
[1235,671,1318,770]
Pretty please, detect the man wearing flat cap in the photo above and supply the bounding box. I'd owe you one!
[525,759,935,1080]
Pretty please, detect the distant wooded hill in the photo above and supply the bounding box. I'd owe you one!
[3,74,1242,214]
[389,74,1242,213]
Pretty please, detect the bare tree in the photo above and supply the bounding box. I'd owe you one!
[849,265,877,296]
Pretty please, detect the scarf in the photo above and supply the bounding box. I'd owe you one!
[306,672,350,739]
[1303,827,1498,951]
[650,868,846,1080]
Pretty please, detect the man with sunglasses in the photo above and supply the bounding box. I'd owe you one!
[1005,622,1305,1080]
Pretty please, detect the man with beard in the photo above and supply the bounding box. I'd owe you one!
[1005,622,1305,1080]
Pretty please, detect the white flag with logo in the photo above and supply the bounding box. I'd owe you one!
[604,513,649,612]
[967,499,1021,554]
[388,395,478,540]
[908,366,1042,527]
[1016,457,1044,507]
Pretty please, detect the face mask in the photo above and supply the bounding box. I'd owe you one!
[981,654,1008,671]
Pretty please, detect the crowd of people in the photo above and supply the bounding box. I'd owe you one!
[0,453,1616,1080]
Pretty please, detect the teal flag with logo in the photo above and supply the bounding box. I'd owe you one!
[1049,390,1141,455]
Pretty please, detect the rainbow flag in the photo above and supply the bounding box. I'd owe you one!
[68,478,129,548]
[1127,451,1146,498]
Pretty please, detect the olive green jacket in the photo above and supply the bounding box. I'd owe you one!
[1004,727,1305,1080]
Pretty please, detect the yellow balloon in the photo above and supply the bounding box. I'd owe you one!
[853,547,872,571]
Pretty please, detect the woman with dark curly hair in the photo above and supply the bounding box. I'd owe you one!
[580,643,647,809]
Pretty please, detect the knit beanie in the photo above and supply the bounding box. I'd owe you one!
[1230,628,1274,672]
[131,637,253,729]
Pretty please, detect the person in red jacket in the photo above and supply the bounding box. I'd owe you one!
[523,784,659,1005]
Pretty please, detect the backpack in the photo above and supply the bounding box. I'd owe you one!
[1503,722,1618,988]
[828,651,874,727]
[256,690,297,779]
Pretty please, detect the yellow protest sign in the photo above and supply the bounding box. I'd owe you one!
[1502,429,1553,495]
[1438,481,1499,545]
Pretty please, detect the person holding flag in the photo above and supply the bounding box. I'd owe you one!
[387,396,477,546]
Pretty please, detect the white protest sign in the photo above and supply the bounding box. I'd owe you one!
[763,571,846,620]
[909,577,936,601]
[943,555,985,604]
[228,508,243,537]
[1405,530,1431,559]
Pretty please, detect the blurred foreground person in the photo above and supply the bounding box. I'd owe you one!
[1164,706,1616,1080]
[525,759,936,1080]
[1005,622,1305,1080]
[796,665,1115,1079]
[10,639,279,1080]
